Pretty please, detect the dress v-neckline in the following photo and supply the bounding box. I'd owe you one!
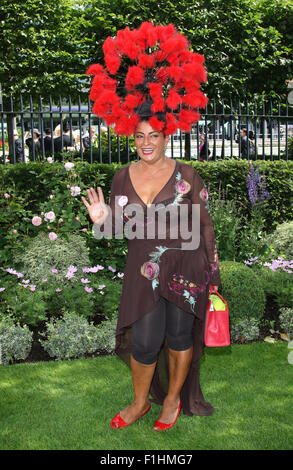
[128,160,178,207]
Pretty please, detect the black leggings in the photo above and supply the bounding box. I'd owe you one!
[132,297,195,365]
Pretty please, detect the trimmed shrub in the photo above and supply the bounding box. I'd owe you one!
[40,312,100,360]
[0,314,33,365]
[96,317,117,354]
[279,308,293,339]
[13,231,91,284]
[265,221,293,259]
[259,266,293,309]
[219,261,266,323]
[230,318,260,343]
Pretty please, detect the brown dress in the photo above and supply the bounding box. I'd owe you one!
[94,160,220,416]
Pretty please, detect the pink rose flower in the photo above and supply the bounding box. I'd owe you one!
[141,262,160,280]
[49,232,58,241]
[70,186,81,197]
[13,229,18,233]
[44,211,55,222]
[32,216,42,226]
[175,179,191,195]
[64,162,74,171]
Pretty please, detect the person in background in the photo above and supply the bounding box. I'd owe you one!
[199,133,210,161]
[13,129,24,163]
[240,128,249,158]
[25,128,41,159]
[44,128,53,156]
[82,127,97,150]
[54,124,75,153]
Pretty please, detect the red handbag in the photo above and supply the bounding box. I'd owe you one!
[205,286,230,347]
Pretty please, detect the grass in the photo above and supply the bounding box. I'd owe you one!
[0,342,292,450]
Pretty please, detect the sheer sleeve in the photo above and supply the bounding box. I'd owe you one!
[191,168,220,286]
[92,168,125,240]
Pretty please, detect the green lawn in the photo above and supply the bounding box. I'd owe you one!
[0,342,292,450]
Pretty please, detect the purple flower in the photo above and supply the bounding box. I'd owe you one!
[98,284,106,290]
[108,266,116,272]
[51,269,58,274]
[56,288,62,292]
[0,287,5,292]
[81,278,90,283]
[84,286,93,293]
[246,166,269,206]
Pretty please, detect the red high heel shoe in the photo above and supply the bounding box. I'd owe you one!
[110,403,151,429]
[153,400,182,432]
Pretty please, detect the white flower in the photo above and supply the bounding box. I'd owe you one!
[49,232,58,241]
[44,211,55,222]
[32,216,42,226]
[70,186,81,197]
[64,162,75,171]
[47,157,53,163]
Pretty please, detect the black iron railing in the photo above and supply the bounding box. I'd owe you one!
[1,89,292,164]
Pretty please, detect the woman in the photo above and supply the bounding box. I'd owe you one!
[82,22,220,431]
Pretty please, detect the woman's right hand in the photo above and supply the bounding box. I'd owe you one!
[81,187,109,225]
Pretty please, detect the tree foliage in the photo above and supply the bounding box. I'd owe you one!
[0,0,292,105]
[0,0,87,101]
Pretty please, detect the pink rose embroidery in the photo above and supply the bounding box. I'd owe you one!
[199,187,209,201]
[175,179,191,195]
[118,195,128,207]
[141,262,160,281]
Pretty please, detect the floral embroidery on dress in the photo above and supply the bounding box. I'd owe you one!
[140,172,192,291]
[209,242,219,276]
[170,172,191,206]
[141,261,160,280]
[199,186,210,213]
[141,246,183,290]
[168,272,210,312]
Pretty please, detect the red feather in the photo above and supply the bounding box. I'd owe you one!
[166,65,182,81]
[165,113,178,135]
[148,82,162,98]
[166,89,182,110]
[86,64,105,76]
[104,53,121,75]
[151,97,165,113]
[149,116,165,131]
[137,22,158,48]
[157,24,176,42]
[138,53,156,69]
[183,90,208,108]
[125,66,145,90]
[123,93,144,111]
[179,109,200,124]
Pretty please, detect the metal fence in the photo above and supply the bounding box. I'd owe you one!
[1,90,292,164]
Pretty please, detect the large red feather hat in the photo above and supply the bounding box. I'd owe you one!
[86,22,208,136]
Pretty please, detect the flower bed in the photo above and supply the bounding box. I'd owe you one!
[0,160,292,365]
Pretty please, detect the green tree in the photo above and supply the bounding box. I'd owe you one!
[0,0,86,102]
[82,0,292,102]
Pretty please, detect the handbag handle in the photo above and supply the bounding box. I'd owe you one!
[209,286,227,306]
